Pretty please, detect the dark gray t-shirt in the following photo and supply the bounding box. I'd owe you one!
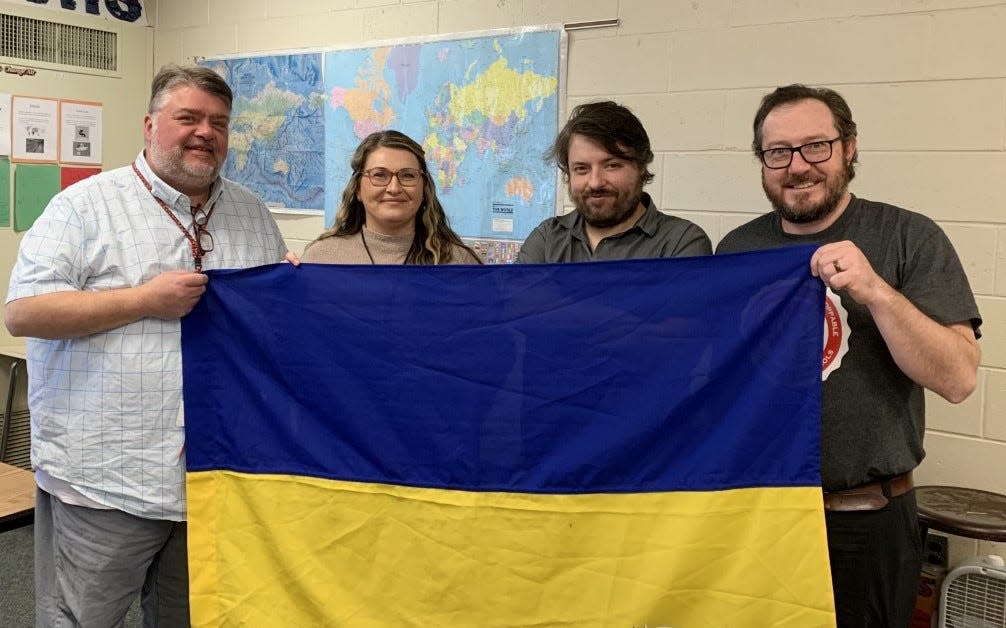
[516,193,712,262]
[716,196,981,490]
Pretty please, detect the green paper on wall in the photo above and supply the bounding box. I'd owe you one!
[14,164,60,232]
[0,158,10,228]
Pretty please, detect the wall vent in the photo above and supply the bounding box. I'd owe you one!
[0,11,117,72]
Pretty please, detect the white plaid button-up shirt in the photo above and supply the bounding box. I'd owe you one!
[6,152,287,519]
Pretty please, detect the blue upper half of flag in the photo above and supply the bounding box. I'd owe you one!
[183,247,823,494]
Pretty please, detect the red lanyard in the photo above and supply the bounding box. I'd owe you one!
[131,162,216,272]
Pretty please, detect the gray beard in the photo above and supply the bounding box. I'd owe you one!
[147,143,220,195]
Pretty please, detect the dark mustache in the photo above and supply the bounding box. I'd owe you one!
[785,175,819,185]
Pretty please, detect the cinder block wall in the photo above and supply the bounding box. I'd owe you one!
[153,0,1004,560]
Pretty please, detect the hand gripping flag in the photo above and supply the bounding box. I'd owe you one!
[183,246,835,627]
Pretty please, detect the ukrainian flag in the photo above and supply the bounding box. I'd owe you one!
[183,246,834,627]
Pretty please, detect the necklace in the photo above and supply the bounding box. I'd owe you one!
[360,228,377,264]
[132,162,216,272]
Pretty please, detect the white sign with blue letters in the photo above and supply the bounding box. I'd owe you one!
[1,0,147,25]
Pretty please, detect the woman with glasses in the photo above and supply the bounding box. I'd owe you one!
[303,130,481,265]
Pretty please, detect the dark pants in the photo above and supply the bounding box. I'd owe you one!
[826,490,922,628]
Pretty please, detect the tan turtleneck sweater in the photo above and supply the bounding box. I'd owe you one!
[301,226,481,264]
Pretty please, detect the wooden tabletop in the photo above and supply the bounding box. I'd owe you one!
[916,485,1006,542]
[0,461,34,531]
[0,344,27,360]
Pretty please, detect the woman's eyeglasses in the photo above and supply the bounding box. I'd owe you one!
[361,168,424,187]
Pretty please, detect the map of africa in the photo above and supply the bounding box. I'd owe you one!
[201,54,326,210]
[325,30,561,254]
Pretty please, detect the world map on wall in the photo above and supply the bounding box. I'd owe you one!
[326,30,560,257]
[203,28,562,263]
[201,54,326,211]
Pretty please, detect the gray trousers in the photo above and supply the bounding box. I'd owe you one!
[34,488,190,628]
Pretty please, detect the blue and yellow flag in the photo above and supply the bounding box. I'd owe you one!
[183,247,834,627]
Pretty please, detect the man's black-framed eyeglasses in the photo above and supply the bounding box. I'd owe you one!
[758,137,843,169]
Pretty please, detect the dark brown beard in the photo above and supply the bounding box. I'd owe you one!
[574,178,644,229]
[763,163,851,225]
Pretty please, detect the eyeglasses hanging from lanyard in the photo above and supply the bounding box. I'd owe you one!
[132,162,216,272]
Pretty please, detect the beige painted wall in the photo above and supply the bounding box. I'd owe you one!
[0,2,154,346]
[151,0,1006,562]
[2,0,1000,562]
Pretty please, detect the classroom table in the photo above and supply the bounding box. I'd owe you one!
[0,461,34,532]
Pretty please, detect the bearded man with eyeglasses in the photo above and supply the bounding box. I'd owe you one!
[716,84,981,628]
[5,65,294,627]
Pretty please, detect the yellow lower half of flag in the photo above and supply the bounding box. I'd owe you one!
[187,471,835,627]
